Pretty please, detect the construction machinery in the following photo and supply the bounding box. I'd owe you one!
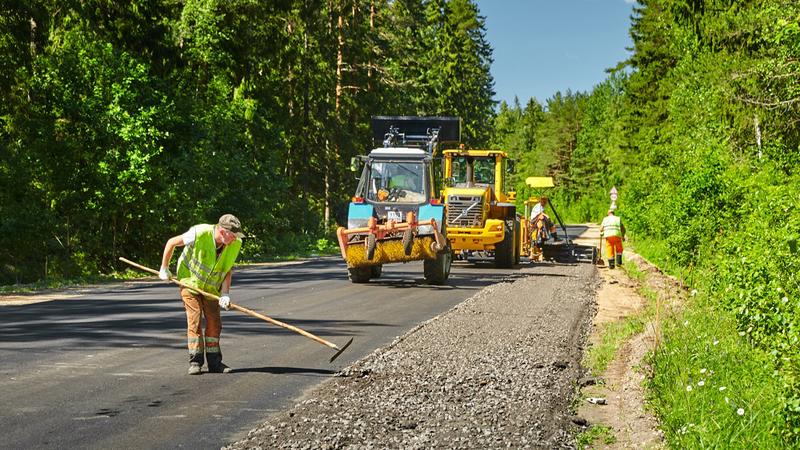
[336,116,459,284]
[441,148,522,268]
[520,176,576,262]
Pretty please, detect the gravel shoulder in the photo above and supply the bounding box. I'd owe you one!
[227,258,599,449]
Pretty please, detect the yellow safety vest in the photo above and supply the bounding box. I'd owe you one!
[176,224,241,296]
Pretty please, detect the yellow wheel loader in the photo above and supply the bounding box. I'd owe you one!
[441,148,522,268]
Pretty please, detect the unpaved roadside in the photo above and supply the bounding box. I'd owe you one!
[227,257,599,448]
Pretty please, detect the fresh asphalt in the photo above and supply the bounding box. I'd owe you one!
[0,256,547,450]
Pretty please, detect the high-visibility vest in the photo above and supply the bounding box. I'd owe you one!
[176,224,241,296]
[601,215,622,237]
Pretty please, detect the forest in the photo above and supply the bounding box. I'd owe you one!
[0,0,494,284]
[4,0,800,446]
[493,0,800,447]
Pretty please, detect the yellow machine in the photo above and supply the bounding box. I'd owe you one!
[521,177,555,262]
[441,149,522,268]
[520,176,579,262]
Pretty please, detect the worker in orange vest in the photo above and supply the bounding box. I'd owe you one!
[600,206,625,269]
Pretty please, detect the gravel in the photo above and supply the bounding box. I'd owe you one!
[226,261,599,449]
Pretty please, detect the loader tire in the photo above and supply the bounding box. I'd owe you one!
[348,266,371,283]
[495,219,515,269]
[365,234,376,261]
[370,264,383,278]
[402,229,414,256]
[424,241,452,285]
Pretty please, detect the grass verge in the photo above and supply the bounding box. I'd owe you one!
[583,261,653,376]
[576,424,617,448]
[648,300,788,448]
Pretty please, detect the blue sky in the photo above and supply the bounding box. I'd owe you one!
[474,0,635,107]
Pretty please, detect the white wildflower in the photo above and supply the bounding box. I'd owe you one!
[713,339,719,346]
[691,289,698,296]
[719,386,726,391]
[725,397,730,404]
[739,331,746,336]
[686,385,693,392]
[698,380,705,387]
[700,368,707,374]
[737,408,745,416]
[683,320,689,327]
[782,296,789,304]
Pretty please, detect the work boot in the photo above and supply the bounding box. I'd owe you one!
[188,362,202,375]
[616,254,623,267]
[607,258,615,269]
[208,363,232,374]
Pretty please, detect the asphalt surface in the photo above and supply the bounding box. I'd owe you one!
[0,257,531,450]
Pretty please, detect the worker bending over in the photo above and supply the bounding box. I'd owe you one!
[160,214,244,375]
[600,207,625,269]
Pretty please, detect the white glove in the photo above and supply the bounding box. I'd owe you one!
[219,294,231,310]
[159,266,171,281]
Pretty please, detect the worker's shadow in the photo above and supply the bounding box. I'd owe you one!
[230,366,337,376]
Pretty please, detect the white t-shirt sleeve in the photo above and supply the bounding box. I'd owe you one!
[181,226,198,246]
[531,204,544,218]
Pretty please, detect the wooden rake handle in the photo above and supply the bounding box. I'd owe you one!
[118,257,353,362]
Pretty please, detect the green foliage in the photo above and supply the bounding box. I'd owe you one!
[575,424,616,448]
[0,0,495,284]
[650,303,788,448]
[494,0,800,443]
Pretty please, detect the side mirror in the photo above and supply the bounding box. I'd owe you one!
[350,157,361,172]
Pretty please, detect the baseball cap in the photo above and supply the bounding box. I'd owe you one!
[218,214,244,238]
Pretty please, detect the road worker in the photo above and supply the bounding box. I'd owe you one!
[530,196,558,241]
[159,214,244,375]
[600,206,625,269]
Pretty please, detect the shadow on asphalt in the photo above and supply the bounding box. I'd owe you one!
[1,253,594,348]
[0,297,386,347]
[229,366,337,375]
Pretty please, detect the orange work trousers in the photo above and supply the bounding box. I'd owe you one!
[180,287,222,365]
[604,236,624,259]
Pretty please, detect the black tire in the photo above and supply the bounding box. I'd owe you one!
[402,229,414,256]
[348,266,371,283]
[365,234,376,260]
[424,242,452,285]
[591,247,598,265]
[495,219,514,269]
[370,264,383,278]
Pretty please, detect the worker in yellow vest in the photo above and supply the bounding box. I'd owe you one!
[159,214,244,375]
[600,207,625,269]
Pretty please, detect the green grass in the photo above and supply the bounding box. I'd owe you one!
[585,314,647,375]
[576,424,617,448]
[628,238,790,448]
[649,303,788,448]
[583,259,654,376]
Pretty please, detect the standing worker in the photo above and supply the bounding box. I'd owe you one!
[600,206,625,269]
[159,214,244,375]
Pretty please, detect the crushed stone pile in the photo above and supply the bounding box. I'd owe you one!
[226,262,598,449]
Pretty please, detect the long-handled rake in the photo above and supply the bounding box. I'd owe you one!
[119,257,353,363]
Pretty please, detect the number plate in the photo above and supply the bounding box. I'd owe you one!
[387,210,402,222]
